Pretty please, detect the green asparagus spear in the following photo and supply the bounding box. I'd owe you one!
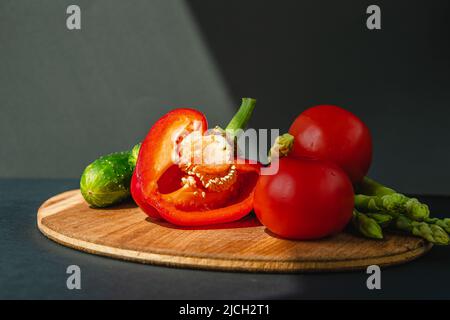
[424,217,450,234]
[403,197,430,220]
[357,177,430,221]
[354,194,429,221]
[352,210,383,239]
[356,176,396,196]
[354,194,401,216]
[395,215,449,245]
[366,212,394,228]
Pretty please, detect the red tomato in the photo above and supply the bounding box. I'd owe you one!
[288,105,372,183]
[254,157,354,240]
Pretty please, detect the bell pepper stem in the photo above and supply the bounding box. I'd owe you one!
[225,98,257,138]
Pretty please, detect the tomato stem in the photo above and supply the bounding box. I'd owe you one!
[268,133,294,162]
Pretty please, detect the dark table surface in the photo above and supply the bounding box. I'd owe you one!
[1,178,450,300]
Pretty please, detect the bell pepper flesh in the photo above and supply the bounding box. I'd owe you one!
[131,171,160,219]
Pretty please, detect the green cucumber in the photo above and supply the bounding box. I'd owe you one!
[80,143,141,208]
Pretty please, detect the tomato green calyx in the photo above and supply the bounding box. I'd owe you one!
[268,133,294,162]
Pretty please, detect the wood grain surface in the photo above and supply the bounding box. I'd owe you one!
[37,190,432,272]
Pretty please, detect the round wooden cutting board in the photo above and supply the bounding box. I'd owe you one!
[37,190,432,273]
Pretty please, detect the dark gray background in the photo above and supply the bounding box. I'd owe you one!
[1,0,450,194]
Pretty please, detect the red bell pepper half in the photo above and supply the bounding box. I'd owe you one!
[132,99,260,226]
[131,170,160,219]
